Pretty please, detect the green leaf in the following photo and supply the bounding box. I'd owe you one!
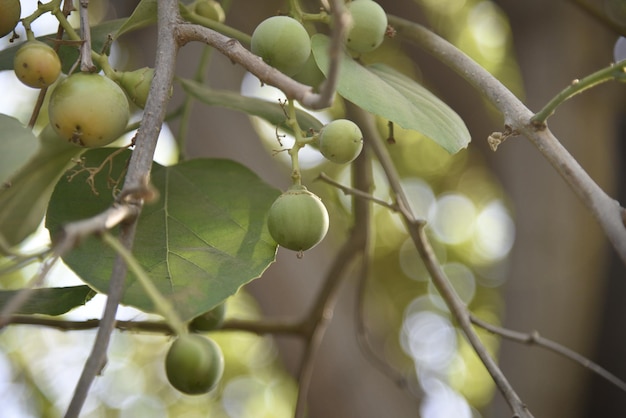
[46,149,280,322]
[0,114,39,186]
[114,0,157,39]
[0,19,126,73]
[0,126,83,250]
[178,78,324,134]
[0,286,95,316]
[311,34,471,153]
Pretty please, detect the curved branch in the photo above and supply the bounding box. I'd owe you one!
[388,15,626,266]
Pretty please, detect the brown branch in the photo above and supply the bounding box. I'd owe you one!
[471,316,626,393]
[350,103,534,418]
[7,315,305,337]
[388,15,626,267]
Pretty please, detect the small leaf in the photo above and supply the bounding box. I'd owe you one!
[0,114,39,186]
[0,286,95,316]
[0,126,83,250]
[114,0,157,39]
[311,34,471,153]
[46,149,280,322]
[179,78,324,133]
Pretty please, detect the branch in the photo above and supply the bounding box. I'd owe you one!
[174,0,348,112]
[388,15,626,266]
[350,103,534,418]
[64,0,181,416]
[471,316,626,393]
[7,315,305,337]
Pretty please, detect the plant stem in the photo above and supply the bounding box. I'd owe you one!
[101,232,187,336]
[531,60,626,125]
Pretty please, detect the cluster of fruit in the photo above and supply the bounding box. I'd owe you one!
[2,0,156,148]
[252,1,386,254]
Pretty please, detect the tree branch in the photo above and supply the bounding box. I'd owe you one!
[63,0,181,416]
[388,15,626,266]
[350,103,534,418]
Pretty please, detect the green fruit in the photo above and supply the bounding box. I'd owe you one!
[267,186,329,252]
[346,0,388,53]
[318,119,363,164]
[165,334,224,395]
[189,303,226,332]
[194,0,225,22]
[14,40,62,89]
[292,53,325,89]
[251,16,311,76]
[118,67,154,108]
[48,72,130,147]
[0,0,20,38]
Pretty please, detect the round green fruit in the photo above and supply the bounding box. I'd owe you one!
[189,303,226,332]
[118,67,154,108]
[318,119,363,164]
[165,334,224,395]
[14,40,61,89]
[346,0,388,53]
[0,0,20,38]
[292,53,325,89]
[194,0,225,22]
[251,15,311,76]
[48,72,130,147]
[267,187,329,252]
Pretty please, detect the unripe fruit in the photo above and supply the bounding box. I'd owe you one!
[194,0,225,22]
[318,119,363,164]
[189,303,226,332]
[346,0,388,53]
[165,334,224,395]
[0,0,20,38]
[292,53,326,89]
[48,72,130,147]
[251,16,311,76]
[118,67,154,108]
[267,187,329,252]
[14,40,62,89]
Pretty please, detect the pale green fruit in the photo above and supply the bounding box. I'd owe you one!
[346,0,388,53]
[118,67,154,108]
[49,73,130,147]
[267,187,329,252]
[251,16,311,76]
[318,119,363,164]
[14,40,62,88]
[194,0,225,22]
[165,334,224,395]
[189,303,226,332]
[0,0,20,38]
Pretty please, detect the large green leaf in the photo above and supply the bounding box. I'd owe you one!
[0,114,39,186]
[311,34,470,153]
[178,78,324,133]
[0,126,83,250]
[46,149,280,322]
[0,286,94,316]
[0,19,126,73]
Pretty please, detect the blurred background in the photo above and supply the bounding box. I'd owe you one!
[0,0,625,417]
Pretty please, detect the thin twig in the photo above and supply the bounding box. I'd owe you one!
[471,316,626,393]
[350,103,534,418]
[316,172,398,211]
[78,0,95,72]
[388,14,626,266]
[7,315,305,337]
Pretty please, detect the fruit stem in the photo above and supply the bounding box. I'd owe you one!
[531,59,626,126]
[286,99,308,186]
[21,0,62,39]
[101,232,188,337]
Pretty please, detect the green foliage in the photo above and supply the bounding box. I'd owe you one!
[46,149,280,322]
[311,34,471,154]
[0,286,94,315]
